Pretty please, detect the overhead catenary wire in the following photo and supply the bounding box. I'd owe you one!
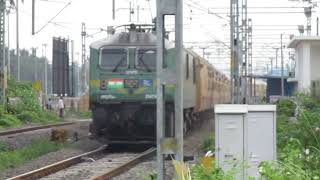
[185,0,229,21]
[34,1,72,35]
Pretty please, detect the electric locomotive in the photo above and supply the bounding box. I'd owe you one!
[89,24,230,144]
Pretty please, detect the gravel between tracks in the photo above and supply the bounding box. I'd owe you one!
[0,120,105,180]
[1,118,213,180]
[0,120,91,151]
[40,153,138,180]
[113,118,214,180]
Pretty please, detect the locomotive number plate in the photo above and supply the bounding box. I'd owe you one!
[124,79,139,88]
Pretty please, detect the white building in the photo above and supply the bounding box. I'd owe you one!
[288,36,320,92]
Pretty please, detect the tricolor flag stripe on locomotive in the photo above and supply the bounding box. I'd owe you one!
[108,79,124,88]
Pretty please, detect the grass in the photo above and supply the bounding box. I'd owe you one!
[65,110,92,119]
[0,141,9,152]
[0,139,64,171]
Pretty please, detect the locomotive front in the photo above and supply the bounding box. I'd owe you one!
[89,25,174,144]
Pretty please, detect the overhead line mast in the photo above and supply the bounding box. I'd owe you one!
[81,22,87,94]
[230,0,248,104]
[0,0,5,103]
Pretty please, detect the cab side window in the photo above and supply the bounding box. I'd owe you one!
[186,54,190,79]
[193,58,196,84]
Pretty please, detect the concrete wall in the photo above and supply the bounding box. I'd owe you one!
[293,42,311,92]
[310,42,320,81]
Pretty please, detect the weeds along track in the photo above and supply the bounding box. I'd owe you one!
[0,122,75,137]
[8,146,155,180]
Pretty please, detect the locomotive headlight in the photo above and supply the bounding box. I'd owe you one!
[100,80,107,90]
[124,79,139,88]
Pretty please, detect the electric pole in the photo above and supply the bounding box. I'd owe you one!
[230,0,240,104]
[200,47,206,59]
[248,18,253,99]
[70,40,74,97]
[269,57,274,74]
[137,5,140,22]
[81,23,87,94]
[274,47,279,69]
[129,2,132,22]
[231,0,247,104]
[280,34,284,97]
[0,0,6,103]
[6,9,10,76]
[112,0,115,20]
[42,44,47,95]
[317,17,319,36]
[241,0,248,104]
[156,0,184,179]
[31,47,37,81]
[16,0,20,81]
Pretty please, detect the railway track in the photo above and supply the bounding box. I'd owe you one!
[8,146,156,180]
[0,122,75,137]
[7,145,108,180]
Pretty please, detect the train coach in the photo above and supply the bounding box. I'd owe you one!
[89,24,230,144]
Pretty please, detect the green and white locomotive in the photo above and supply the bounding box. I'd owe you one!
[89,24,230,144]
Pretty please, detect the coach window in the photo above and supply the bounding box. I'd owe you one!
[192,57,196,84]
[186,54,190,79]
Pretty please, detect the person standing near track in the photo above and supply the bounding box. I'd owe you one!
[47,98,52,110]
[58,96,65,118]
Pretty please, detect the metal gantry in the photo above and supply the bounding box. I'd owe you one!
[230,0,239,104]
[241,0,248,104]
[230,0,248,104]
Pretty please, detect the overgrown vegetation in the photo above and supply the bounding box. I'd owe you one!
[65,110,92,119]
[0,139,63,171]
[142,171,157,180]
[201,134,215,153]
[261,94,320,179]
[168,94,320,180]
[0,78,60,130]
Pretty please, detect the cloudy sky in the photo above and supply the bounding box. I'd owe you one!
[6,0,319,76]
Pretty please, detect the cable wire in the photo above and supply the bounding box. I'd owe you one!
[34,1,72,34]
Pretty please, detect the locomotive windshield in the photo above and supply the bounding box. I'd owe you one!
[100,48,128,69]
[137,49,156,70]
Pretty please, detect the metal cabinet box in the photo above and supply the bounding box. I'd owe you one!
[215,104,277,180]
[215,104,247,179]
[246,105,277,178]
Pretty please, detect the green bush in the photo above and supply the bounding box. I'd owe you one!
[142,171,157,180]
[0,114,21,128]
[17,111,40,122]
[38,111,60,123]
[0,78,60,128]
[201,134,215,153]
[277,99,296,117]
[275,95,320,178]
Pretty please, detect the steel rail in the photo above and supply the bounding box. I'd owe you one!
[0,122,75,136]
[92,147,156,180]
[7,145,108,180]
